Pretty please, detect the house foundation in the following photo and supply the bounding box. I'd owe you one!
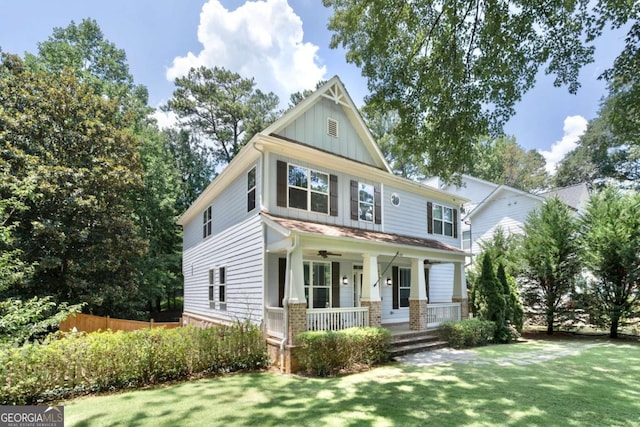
[360,301,382,327]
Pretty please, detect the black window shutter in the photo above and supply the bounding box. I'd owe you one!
[424,267,430,303]
[453,208,458,238]
[277,161,287,207]
[330,174,338,217]
[427,201,433,234]
[374,184,382,224]
[332,261,340,308]
[392,266,399,310]
[278,257,286,308]
[350,180,358,220]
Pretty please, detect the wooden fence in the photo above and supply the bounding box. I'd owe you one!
[59,313,181,333]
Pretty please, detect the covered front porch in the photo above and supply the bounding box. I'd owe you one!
[262,213,468,341]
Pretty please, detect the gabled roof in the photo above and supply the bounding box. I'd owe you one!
[261,75,392,173]
[540,183,589,211]
[465,184,545,220]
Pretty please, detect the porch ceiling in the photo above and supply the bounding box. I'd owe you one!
[261,212,465,257]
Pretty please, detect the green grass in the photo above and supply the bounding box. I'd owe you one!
[64,338,640,426]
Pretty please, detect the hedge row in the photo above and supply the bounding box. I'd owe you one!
[439,319,497,349]
[294,327,390,376]
[1,322,269,404]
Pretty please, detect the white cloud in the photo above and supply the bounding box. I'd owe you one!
[540,115,588,174]
[152,108,178,130]
[166,0,327,104]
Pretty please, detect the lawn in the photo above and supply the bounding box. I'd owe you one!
[63,336,640,426]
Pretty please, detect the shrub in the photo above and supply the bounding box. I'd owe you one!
[294,327,390,377]
[0,321,269,404]
[439,319,497,349]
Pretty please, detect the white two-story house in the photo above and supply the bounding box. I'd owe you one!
[178,76,468,371]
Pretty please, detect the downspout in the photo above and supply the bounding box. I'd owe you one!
[279,234,299,372]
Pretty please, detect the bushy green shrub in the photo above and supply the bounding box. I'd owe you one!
[294,327,390,377]
[0,322,269,404]
[439,319,497,349]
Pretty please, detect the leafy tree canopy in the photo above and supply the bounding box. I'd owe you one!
[323,0,638,179]
[162,66,280,169]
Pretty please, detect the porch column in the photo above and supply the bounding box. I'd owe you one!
[360,253,381,327]
[409,257,429,330]
[452,261,468,320]
[286,240,306,372]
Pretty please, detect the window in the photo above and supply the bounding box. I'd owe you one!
[399,267,411,308]
[304,261,331,308]
[288,165,329,214]
[202,206,212,238]
[208,269,215,309]
[327,118,338,138]
[432,204,454,237]
[247,167,256,212]
[462,230,471,250]
[358,183,374,222]
[391,192,400,207]
[218,266,226,304]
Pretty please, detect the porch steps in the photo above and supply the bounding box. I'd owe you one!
[389,330,448,358]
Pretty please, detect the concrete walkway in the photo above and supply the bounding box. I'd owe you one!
[395,340,610,367]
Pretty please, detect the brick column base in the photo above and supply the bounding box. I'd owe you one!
[452,297,469,320]
[409,299,429,330]
[283,302,307,373]
[360,300,382,327]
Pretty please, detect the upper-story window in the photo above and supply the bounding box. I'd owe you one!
[247,167,256,212]
[202,205,212,238]
[350,180,382,224]
[277,161,338,216]
[288,164,329,214]
[427,202,457,238]
[358,183,374,222]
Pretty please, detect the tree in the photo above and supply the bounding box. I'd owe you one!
[467,136,548,191]
[580,187,640,338]
[288,80,328,109]
[520,197,581,334]
[323,0,637,179]
[472,254,507,342]
[497,263,524,333]
[163,66,280,169]
[0,53,146,316]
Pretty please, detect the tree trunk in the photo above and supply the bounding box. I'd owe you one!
[610,316,619,339]
[546,311,554,335]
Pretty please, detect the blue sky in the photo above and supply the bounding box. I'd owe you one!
[0,0,628,173]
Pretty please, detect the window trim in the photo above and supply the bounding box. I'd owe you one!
[398,267,411,308]
[287,163,330,215]
[218,266,226,307]
[358,182,375,223]
[247,166,256,212]
[208,269,215,309]
[303,260,332,309]
[431,203,454,237]
[202,205,212,239]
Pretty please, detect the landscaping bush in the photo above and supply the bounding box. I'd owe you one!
[0,322,269,404]
[294,327,390,377]
[439,319,497,349]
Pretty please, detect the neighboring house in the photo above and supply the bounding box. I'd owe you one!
[425,175,589,264]
[178,76,469,372]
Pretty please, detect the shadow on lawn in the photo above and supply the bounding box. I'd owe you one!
[68,340,640,426]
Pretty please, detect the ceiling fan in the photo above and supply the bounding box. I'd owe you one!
[318,250,341,258]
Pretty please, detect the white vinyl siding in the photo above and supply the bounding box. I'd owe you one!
[183,215,264,325]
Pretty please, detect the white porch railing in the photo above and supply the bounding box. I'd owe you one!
[427,302,461,328]
[307,307,369,331]
[265,307,285,339]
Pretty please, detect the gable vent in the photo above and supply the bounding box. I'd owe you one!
[327,118,339,138]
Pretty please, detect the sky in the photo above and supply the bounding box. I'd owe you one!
[0,0,629,175]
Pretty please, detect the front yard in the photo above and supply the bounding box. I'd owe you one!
[64,336,640,426]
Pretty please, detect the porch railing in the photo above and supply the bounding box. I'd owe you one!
[307,307,369,331]
[265,307,285,339]
[427,303,461,328]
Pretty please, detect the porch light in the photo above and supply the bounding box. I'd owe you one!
[342,275,349,286]
[386,277,392,286]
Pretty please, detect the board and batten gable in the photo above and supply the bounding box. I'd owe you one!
[183,162,261,251]
[275,97,378,167]
[182,214,264,325]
